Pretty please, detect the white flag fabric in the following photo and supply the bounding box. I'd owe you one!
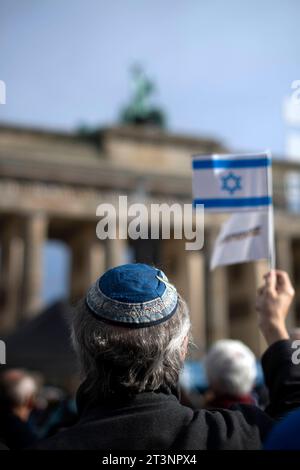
[192,152,272,212]
[210,211,269,270]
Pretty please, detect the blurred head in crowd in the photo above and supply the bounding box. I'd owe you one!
[71,263,191,398]
[204,340,256,401]
[290,328,300,341]
[0,369,37,421]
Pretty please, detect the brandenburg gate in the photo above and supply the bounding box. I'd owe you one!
[0,124,300,357]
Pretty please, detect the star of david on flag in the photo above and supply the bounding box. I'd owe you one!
[192,152,272,212]
[221,172,242,195]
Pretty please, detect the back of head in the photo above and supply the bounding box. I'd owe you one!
[0,369,37,412]
[204,340,256,397]
[71,263,191,398]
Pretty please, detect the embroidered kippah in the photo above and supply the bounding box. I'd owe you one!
[85,263,178,328]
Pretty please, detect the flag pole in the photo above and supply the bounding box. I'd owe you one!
[267,151,276,271]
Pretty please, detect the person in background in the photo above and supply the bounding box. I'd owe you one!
[204,339,257,409]
[0,369,38,449]
[33,265,300,450]
[264,407,300,450]
[290,327,300,341]
[31,386,77,439]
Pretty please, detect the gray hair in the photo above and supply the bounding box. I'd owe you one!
[71,295,191,398]
[204,340,256,397]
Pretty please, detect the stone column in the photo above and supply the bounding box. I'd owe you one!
[243,260,268,356]
[207,266,229,343]
[105,228,128,269]
[90,242,106,283]
[206,229,229,345]
[185,250,206,358]
[160,238,206,358]
[276,235,296,330]
[70,225,106,302]
[21,212,48,318]
[0,217,24,331]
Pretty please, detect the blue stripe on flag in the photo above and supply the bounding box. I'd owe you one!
[193,196,272,208]
[192,157,270,170]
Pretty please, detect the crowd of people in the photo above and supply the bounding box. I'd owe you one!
[0,263,300,450]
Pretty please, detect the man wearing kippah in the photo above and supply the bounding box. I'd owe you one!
[34,264,300,450]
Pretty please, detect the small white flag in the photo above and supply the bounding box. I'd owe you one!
[192,152,272,212]
[210,211,269,270]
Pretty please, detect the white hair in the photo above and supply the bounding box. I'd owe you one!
[204,340,256,397]
[13,376,37,405]
[71,295,191,398]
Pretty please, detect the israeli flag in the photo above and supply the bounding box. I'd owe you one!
[192,152,272,212]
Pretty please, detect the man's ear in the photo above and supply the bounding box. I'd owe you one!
[180,335,189,361]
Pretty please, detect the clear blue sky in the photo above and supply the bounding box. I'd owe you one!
[1,0,300,304]
[1,0,300,154]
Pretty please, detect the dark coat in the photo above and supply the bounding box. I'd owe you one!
[33,340,300,450]
[0,412,37,450]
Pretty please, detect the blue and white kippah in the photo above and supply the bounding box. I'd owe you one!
[86,263,178,328]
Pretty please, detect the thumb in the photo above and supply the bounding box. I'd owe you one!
[276,270,295,297]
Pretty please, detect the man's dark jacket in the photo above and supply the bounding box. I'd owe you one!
[33,340,300,450]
